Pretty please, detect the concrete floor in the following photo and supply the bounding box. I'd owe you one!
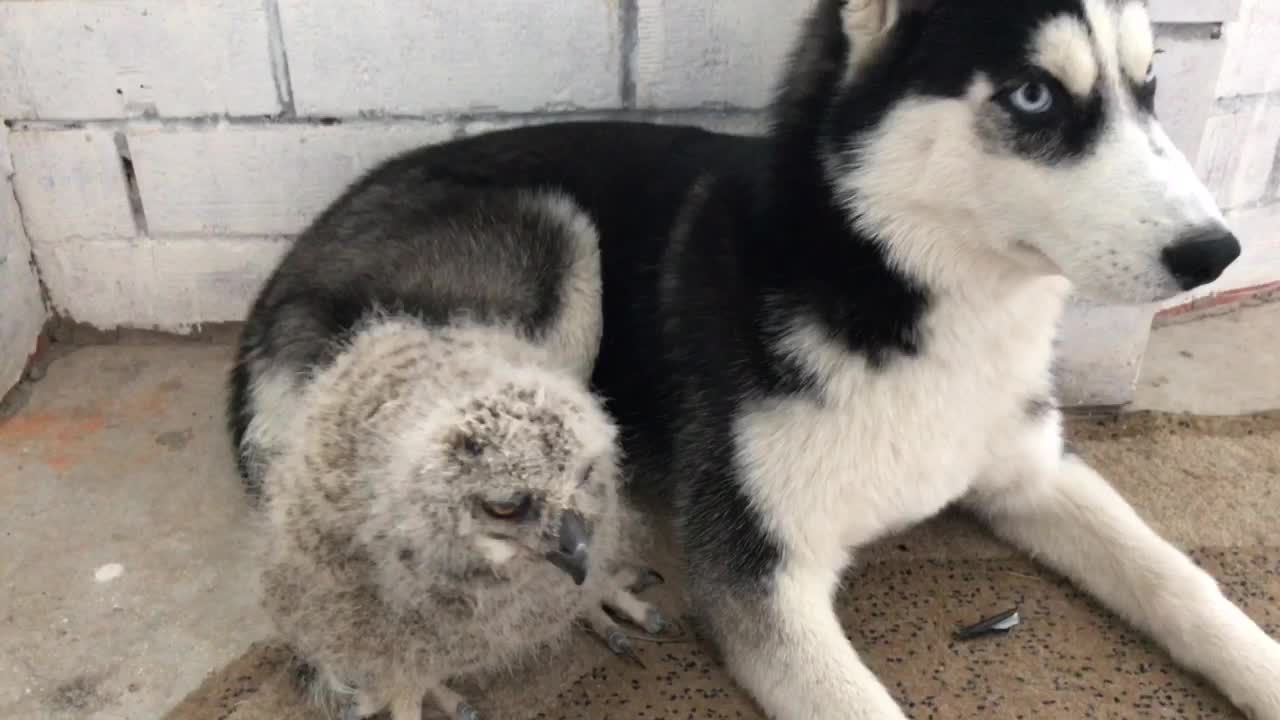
[0,300,1276,720]
[0,345,270,720]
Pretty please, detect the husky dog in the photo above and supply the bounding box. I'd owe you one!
[231,0,1280,717]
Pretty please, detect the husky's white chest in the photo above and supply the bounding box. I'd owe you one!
[734,277,1068,571]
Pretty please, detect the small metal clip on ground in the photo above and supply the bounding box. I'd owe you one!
[954,608,1021,641]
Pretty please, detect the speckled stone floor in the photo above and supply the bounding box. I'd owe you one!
[164,411,1280,720]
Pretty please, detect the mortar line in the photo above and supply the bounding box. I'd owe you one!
[264,0,297,117]
[5,106,767,133]
[619,0,639,109]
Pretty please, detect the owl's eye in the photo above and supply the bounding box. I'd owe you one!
[481,494,534,521]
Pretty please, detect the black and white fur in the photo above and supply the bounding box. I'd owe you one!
[231,1,1279,717]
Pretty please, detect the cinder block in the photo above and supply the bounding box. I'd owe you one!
[128,123,456,236]
[1,129,48,394]
[634,0,814,109]
[1056,301,1155,408]
[634,0,815,109]
[38,237,292,331]
[279,0,622,116]
[1152,25,1229,161]
[1216,0,1280,97]
[0,0,278,120]
[1197,98,1280,209]
[1149,0,1242,24]
[7,129,137,247]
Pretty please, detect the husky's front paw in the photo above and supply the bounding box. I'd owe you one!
[1225,643,1280,720]
[1234,689,1280,720]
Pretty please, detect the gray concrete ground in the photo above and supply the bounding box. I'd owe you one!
[1134,300,1280,414]
[1,345,270,720]
[0,299,1276,719]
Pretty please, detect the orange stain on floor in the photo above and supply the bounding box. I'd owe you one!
[0,377,184,472]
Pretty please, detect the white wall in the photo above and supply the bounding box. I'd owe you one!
[1184,0,1280,299]
[1,127,46,394]
[0,0,1276,401]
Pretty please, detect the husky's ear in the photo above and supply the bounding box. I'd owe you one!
[842,0,935,80]
[842,0,897,43]
[771,0,932,138]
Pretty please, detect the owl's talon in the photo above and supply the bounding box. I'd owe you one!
[606,627,646,668]
[456,702,481,720]
[642,606,668,635]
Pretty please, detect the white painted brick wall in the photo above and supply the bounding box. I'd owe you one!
[0,0,279,120]
[38,237,290,331]
[1171,0,1280,309]
[1198,98,1280,209]
[1152,25,1230,161]
[0,0,1275,366]
[130,123,456,236]
[634,0,815,109]
[1,128,47,395]
[7,129,136,245]
[1216,0,1280,98]
[1150,0,1242,24]
[279,0,623,116]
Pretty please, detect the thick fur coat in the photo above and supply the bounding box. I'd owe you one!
[232,1,1278,717]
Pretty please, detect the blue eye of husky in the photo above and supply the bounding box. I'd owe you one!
[1007,81,1054,114]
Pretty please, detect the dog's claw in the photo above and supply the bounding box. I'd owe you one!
[606,628,646,668]
[456,702,480,720]
[628,568,665,594]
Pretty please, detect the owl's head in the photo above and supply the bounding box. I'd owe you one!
[378,365,621,589]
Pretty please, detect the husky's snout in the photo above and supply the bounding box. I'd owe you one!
[1161,226,1241,291]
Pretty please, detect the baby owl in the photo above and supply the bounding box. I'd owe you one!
[260,317,667,720]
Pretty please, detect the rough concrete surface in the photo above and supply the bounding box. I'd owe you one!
[1135,300,1280,414]
[0,301,1277,719]
[0,345,271,720]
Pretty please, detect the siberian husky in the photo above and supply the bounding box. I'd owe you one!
[230,0,1278,717]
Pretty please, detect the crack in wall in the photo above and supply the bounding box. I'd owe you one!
[2,134,54,317]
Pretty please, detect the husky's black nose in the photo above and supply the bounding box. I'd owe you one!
[1161,228,1241,291]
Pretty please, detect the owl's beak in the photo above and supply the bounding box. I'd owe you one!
[545,511,590,585]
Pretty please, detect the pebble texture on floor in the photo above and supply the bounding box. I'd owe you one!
[164,412,1280,720]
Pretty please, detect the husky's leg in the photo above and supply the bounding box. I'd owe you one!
[970,445,1280,720]
[692,562,907,720]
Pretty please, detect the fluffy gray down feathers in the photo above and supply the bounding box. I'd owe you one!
[259,317,643,718]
